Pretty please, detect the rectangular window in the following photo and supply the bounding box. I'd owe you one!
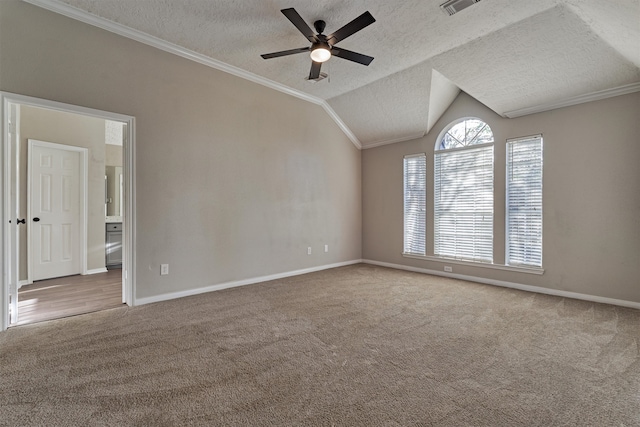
[506,135,543,267]
[403,154,426,255]
[434,145,494,262]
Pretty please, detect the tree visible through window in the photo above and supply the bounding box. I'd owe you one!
[434,118,494,262]
[439,118,494,150]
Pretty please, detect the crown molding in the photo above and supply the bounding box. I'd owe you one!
[320,104,362,149]
[22,0,363,149]
[504,82,640,118]
[361,132,426,150]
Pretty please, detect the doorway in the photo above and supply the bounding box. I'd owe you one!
[1,92,135,330]
[16,270,122,325]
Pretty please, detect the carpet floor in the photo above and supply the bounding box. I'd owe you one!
[1,264,639,426]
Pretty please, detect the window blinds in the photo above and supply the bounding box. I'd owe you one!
[506,136,543,267]
[403,154,427,255]
[434,145,494,262]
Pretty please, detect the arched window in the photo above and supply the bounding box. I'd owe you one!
[434,118,494,262]
[438,118,494,150]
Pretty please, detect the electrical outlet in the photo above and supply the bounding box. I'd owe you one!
[444,266,452,272]
[324,245,329,253]
[307,247,312,255]
[160,264,169,275]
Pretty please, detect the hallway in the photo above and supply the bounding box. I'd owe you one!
[16,269,123,325]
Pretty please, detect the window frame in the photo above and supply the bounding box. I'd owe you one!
[433,118,494,263]
[505,134,543,269]
[399,118,544,276]
[403,153,427,256]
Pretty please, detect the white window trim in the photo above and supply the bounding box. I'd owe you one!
[402,253,544,275]
[435,141,493,154]
[434,119,495,263]
[403,153,427,256]
[505,134,543,268]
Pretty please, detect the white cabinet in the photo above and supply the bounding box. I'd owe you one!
[106,222,122,268]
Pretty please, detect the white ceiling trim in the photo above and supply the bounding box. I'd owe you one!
[22,0,363,149]
[361,132,426,150]
[503,82,640,118]
[320,105,362,149]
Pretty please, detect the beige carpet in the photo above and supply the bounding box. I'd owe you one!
[1,264,638,426]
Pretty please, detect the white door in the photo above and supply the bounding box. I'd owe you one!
[29,141,82,281]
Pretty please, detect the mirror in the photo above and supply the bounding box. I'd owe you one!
[105,165,123,217]
[105,122,124,221]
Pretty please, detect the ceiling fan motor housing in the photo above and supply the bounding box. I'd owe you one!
[314,20,326,34]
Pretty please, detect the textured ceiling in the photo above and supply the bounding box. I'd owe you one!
[35,0,640,147]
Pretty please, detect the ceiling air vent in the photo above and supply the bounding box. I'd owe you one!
[440,0,481,16]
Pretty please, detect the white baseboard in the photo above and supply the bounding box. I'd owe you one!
[362,259,640,310]
[19,268,106,287]
[135,259,363,306]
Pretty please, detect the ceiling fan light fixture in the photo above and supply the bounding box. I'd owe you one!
[310,43,331,62]
[260,8,375,78]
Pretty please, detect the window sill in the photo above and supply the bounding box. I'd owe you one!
[402,253,544,275]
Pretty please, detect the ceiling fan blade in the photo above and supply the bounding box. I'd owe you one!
[326,11,375,45]
[281,8,317,43]
[331,47,374,66]
[309,61,322,80]
[261,47,310,59]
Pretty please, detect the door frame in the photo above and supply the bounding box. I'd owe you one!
[1,92,136,331]
[27,139,88,283]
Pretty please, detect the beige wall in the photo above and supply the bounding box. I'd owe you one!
[5,1,635,307]
[363,91,640,303]
[0,1,361,300]
[19,105,106,279]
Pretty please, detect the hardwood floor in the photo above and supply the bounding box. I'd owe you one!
[16,269,124,326]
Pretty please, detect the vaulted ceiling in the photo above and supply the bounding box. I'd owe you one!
[29,0,640,148]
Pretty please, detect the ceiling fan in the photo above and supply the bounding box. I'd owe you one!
[261,8,376,80]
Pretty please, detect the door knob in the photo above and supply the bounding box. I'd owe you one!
[32,217,40,222]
